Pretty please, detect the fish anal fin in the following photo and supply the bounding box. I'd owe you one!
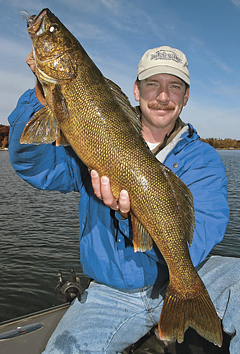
[158,281,223,347]
[20,106,61,145]
[130,212,153,252]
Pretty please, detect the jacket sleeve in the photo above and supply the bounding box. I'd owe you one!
[177,140,230,267]
[8,89,83,193]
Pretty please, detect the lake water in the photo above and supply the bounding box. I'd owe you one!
[0,149,239,323]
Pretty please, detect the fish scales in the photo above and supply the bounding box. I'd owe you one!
[20,8,223,347]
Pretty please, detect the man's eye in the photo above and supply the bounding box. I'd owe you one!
[170,85,180,90]
[147,82,156,86]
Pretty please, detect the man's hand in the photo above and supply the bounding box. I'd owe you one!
[26,51,46,106]
[26,51,37,76]
[91,170,130,218]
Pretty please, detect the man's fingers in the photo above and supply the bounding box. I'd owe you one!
[118,190,130,215]
[91,171,117,209]
[90,170,130,215]
[91,170,102,199]
[100,176,118,210]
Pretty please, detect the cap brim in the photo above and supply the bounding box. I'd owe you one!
[138,65,190,85]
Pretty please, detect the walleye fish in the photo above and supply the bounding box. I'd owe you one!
[20,8,222,347]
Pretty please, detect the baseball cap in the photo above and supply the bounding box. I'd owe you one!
[137,46,190,85]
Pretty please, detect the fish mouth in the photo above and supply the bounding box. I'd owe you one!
[27,8,63,65]
[27,8,50,36]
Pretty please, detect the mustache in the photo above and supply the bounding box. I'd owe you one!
[148,102,175,111]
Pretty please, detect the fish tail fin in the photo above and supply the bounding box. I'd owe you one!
[158,281,223,347]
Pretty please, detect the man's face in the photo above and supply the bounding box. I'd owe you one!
[133,73,190,133]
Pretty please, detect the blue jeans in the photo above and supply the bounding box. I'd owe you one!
[42,256,240,354]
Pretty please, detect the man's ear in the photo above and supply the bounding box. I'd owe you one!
[133,81,140,102]
[183,87,190,106]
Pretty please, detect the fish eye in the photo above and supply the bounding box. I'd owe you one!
[49,24,58,33]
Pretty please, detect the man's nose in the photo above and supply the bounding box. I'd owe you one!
[155,89,170,103]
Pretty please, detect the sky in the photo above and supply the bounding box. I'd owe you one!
[1,0,240,139]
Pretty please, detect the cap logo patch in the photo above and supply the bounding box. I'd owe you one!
[150,50,182,63]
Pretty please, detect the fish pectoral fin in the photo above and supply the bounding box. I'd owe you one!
[158,280,223,347]
[20,106,61,145]
[51,84,71,148]
[56,131,69,146]
[130,212,153,252]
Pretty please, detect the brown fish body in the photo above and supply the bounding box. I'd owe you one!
[21,9,222,346]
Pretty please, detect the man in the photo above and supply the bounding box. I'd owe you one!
[8,46,239,353]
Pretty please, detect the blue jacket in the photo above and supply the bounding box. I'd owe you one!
[8,89,230,290]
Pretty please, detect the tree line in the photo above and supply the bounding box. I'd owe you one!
[0,125,9,149]
[200,138,240,149]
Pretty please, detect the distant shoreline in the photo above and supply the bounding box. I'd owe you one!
[216,148,240,150]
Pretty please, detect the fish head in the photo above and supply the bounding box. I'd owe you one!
[27,8,80,84]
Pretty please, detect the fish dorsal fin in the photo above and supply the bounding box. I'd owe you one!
[162,164,195,246]
[130,211,153,252]
[20,106,61,145]
[105,77,143,137]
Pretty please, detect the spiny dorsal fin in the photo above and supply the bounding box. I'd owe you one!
[105,77,143,137]
[130,211,153,252]
[20,106,61,145]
